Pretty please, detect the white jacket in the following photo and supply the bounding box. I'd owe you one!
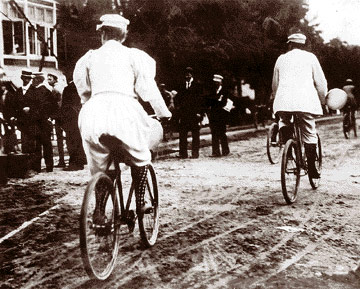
[272,48,328,115]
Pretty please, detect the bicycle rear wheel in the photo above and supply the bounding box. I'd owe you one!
[308,134,322,189]
[266,123,282,164]
[138,164,159,247]
[80,172,120,280]
[281,139,300,204]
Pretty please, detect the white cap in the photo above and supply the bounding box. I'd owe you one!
[96,14,130,31]
[287,33,306,44]
[213,74,223,82]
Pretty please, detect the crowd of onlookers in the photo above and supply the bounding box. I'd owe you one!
[0,65,278,180]
[0,68,86,180]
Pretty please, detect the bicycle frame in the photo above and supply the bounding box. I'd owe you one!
[291,114,307,172]
[105,153,134,225]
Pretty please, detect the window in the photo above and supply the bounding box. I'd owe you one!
[2,20,25,55]
[28,25,54,56]
[45,9,53,24]
[29,25,36,54]
[28,6,35,21]
[36,7,45,22]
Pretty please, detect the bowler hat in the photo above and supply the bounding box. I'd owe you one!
[185,67,193,73]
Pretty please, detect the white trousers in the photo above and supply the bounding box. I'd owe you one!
[277,111,318,144]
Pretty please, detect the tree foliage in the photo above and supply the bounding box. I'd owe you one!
[57,0,360,103]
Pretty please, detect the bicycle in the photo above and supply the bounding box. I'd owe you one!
[343,106,357,139]
[266,122,283,164]
[79,134,159,280]
[281,114,322,204]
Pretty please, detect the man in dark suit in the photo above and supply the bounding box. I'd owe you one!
[31,72,57,172]
[59,76,86,171]
[47,73,66,168]
[10,69,40,173]
[206,74,230,157]
[174,67,204,159]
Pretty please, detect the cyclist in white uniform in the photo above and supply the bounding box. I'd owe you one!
[73,14,171,219]
[272,32,328,178]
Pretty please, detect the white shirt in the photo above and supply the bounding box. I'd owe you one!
[74,40,170,118]
[272,48,328,115]
[22,82,32,95]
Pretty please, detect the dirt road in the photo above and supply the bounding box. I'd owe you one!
[1,119,359,289]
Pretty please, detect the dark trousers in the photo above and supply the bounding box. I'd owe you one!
[21,130,38,171]
[210,121,229,155]
[54,119,65,163]
[62,117,86,166]
[179,123,200,158]
[34,126,53,171]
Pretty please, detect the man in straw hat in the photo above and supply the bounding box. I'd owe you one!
[271,31,328,179]
[73,14,171,224]
[206,74,230,157]
[31,71,57,172]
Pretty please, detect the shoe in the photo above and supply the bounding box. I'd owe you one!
[191,154,199,159]
[308,168,320,179]
[210,153,221,157]
[63,164,84,171]
[55,162,66,168]
[24,169,38,178]
[46,167,53,172]
[222,151,230,156]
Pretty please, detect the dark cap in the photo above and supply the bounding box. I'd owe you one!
[185,67,193,73]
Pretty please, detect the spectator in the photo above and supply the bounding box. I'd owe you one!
[174,67,205,159]
[11,69,39,173]
[47,73,66,167]
[31,72,56,172]
[59,75,86,171]
[0,79,18,154]
[206,74,230,157]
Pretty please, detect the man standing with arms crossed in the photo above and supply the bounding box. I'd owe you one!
[272,32,328,179]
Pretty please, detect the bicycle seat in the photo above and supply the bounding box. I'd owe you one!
[99,134,130,164]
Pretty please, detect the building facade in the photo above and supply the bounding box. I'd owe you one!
[0,0,61,87]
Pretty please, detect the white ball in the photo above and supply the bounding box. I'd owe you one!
[326,88,348,110]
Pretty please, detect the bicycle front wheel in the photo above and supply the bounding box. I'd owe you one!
[138,164,159,247]
[266,123,282,164]
[79,172,120,280]
[308,134,322,189]
[281,139,300,204]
